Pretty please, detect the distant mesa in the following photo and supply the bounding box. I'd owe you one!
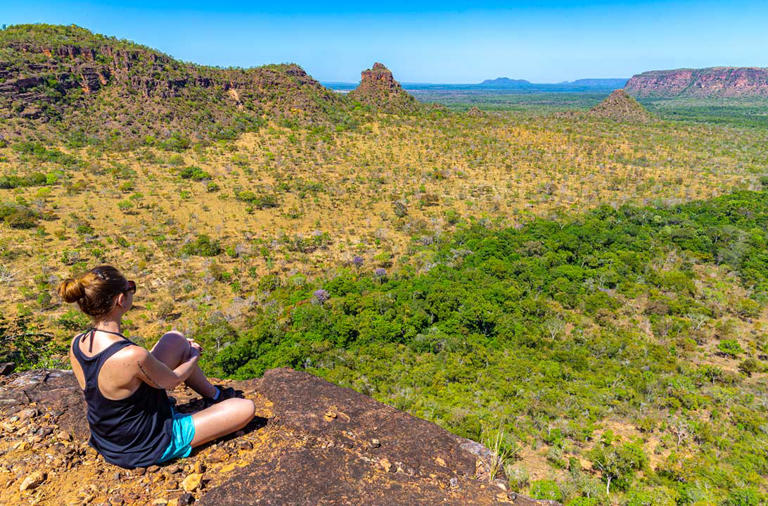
[588,89,652,123]
[478,77,532,88]
[477,77,627,91]
[625,67,768,98]
[348,62,418,113]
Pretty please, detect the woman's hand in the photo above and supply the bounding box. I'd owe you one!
[187,346,201,361]
[181,338,202,363]
[187,338,203,353]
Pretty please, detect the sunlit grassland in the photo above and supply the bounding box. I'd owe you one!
[1,110,767,341]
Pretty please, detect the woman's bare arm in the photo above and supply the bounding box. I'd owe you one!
[127,345,201,390]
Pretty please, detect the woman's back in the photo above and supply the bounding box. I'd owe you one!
[71,328,173,468]
[60,265,256,469]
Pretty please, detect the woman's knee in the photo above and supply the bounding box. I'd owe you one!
[150,331,189,367]
[227,398,255,423]
[158,331,187,350]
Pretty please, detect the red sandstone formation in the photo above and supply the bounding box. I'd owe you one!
[348,62,418,113]
[624,67,768,98]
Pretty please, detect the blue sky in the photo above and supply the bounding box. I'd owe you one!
[3,1,768,83]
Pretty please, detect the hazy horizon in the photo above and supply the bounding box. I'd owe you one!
[3,1,768,83]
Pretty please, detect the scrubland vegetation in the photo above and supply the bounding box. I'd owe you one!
[2,24,767,505]
[2,108,767,503]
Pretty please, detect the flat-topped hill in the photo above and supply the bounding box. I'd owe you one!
[0,24,346,146]
[625,67,768,98]
[0,367,550,505]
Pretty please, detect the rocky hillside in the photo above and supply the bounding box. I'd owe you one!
[624,67,768,98]
[588,89,652,122]
[348,62,418,113]
[0,24,347,147]
[0,367,551,505]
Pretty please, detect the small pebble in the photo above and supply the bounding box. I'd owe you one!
[181,473,202,492]
[19,470,46,491]
[177,493,195,505]
[35,426,52,437]
[18,408,38,420]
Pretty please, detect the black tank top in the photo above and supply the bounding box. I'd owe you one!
[71,328,173,468]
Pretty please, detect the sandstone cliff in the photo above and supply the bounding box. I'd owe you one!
[0,368,553,505]
[348,62,418,113]
[624,67,768,98]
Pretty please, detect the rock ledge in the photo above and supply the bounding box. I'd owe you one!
[0,368,554,505]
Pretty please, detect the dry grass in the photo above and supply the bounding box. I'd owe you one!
[1,111,766,344]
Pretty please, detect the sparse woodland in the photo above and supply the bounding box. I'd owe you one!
[1,24,768,505]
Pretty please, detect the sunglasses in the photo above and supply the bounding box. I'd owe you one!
[124,280,136,294]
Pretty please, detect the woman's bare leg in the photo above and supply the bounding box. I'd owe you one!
[150,331,217,398]
[151,332,256,446]
[190,398,255,447]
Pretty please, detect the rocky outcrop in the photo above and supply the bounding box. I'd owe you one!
[348,62,418,113]
[589,89,652,122]
[624,67,768,98]
[0,24,346,143]
[0,368,554,505]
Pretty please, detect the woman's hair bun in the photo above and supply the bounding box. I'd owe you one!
[58,277,86,303]
[57,267,124,317]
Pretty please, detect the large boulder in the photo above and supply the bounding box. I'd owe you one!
[0,368,555,505]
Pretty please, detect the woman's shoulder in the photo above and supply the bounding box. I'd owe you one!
[109,342,149,362]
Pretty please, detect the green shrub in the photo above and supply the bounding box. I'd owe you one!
[717,339,743,357]
[530,480,562,502]
[624,486,678,506]
[179,166,211,181]
[235,189,279,209]
[566,498,599,506]
[723,487,763,506]
[182,235,222,256]
[737,358,761,376]
[0,203,39,229]
[257,274,281,292]
[160,132,191,151]
[588,440,647,493]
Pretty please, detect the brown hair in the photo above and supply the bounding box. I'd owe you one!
[58,265,128,319]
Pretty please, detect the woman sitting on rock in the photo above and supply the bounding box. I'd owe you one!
[58,265,255,469]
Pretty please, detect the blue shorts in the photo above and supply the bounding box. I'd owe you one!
[157,407,195,464]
